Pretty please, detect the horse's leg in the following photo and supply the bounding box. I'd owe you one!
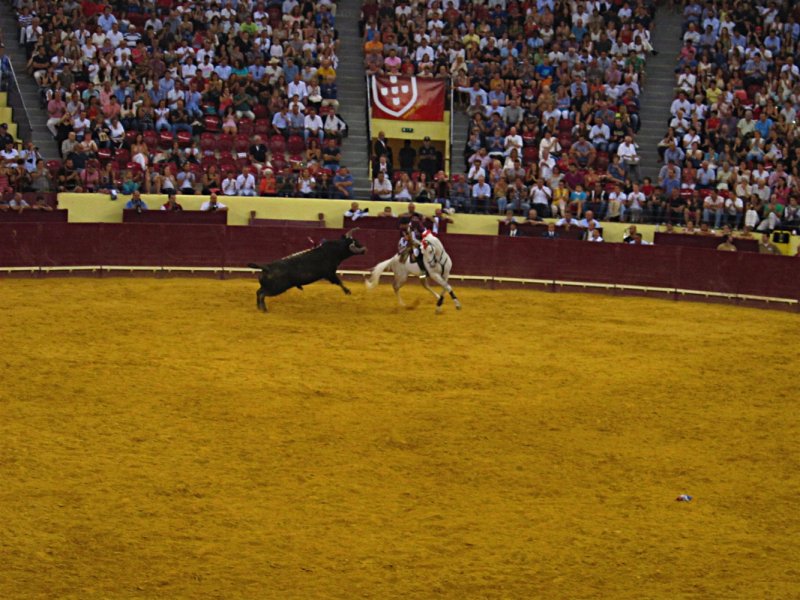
[421,275,441,300]
[393,272,408,306]
[449,289,462,310]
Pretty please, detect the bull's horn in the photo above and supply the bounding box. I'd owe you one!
[349,242,367,254]
[345,228,359,238]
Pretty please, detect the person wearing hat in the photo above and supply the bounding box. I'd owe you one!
[0,124,14,149]
[418,136,437,179]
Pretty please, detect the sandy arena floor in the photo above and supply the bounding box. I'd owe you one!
[1,278,799,599]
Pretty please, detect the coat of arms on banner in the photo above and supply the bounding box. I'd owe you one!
[372,76,418,118]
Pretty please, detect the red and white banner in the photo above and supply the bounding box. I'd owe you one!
[371,76,446,121]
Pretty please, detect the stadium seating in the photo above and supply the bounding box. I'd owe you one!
[362,0,652,214]
[655,1,800,232]
[18,0,344,197]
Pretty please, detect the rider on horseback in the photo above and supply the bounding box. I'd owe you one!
[398,219,430,278]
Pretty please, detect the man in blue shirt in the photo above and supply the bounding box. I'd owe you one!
[333,167,354,199]
[214,58,232,81]
[754,113,774,138]
[158,72,175,93]
[272,107,289,137]
[696,161,716,190]
[125,191,148,210]
[148,81,167,105]
[97,7,118,31]
[248,58,266,81]
[114,80,132,105]
[283,57,299,83]
[184,82,202,120]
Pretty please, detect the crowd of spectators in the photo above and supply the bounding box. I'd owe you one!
[364,0,655,216]
[16,0,359,197]
[656,0,800,233]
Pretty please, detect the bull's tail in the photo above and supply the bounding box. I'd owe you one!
[365,257,394,290]
[248,263,268,271]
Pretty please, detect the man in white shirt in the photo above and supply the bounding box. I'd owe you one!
[529,178,552,217]
[589,117,610,152]
[1,143,19,168]
[503,127,522,157]
[236,169,257,196]
[539,149,555,181]
[106,23,125,48]
[201,193,228,211]
[588,228,604,242]
[467,158,486,183]
[703,189,725,228]
[415,40,436,62]
[556,214,578,226]
[287,74,308,99]
[371,172,393,201]
[627,183,646,223]
[608,184,627,222]
[472,175,492,214]
[578,210,600,228]
[670,92,692,117]
[323,108,347,140]
[303,107,324,143]
[617,136,642,182]
[221,172,238,196]
[725,195,744,229]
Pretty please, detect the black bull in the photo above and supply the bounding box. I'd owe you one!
[248,231,367,312]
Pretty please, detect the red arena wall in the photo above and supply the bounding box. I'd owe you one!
[1,224,799,308]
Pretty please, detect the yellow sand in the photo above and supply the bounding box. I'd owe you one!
[1,278,799,599]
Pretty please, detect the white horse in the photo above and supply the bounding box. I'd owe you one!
[365,233,462,312]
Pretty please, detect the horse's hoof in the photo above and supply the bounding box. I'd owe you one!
[455,303,462,310]
[435,307,442,314]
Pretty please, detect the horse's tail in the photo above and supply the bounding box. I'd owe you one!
[365,257,394,290]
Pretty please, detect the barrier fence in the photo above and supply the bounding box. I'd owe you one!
[2,224,799,307]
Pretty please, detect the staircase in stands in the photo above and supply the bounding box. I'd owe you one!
[0,6,59,159]
[635,7,684,181]
[333,0,371,198]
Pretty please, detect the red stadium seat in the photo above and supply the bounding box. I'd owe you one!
[287,135,305,154]
[238,118,254,137]
[254,119,271,136]
[558,119,573,132]
[97,147,113,164]
[204,115,220,132]
[522,146,538,166]
[595,152,610,171]
[114,148,130,168]
[217,133,233,152]
[200,155,217,170]
[125,130,139,147]
[176,130,193,147]
[235,157,252,171]
[253,104,269,120]
[200,132,216,153]
[271,154,287,171]
[289,154,304,170]
[143,130,159,151]
[234,134,251,153]
[46,159,61,179]
[158,130,174,149]
[269,135,286,154]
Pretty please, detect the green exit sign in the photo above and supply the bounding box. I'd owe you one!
[401,127,414,133]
